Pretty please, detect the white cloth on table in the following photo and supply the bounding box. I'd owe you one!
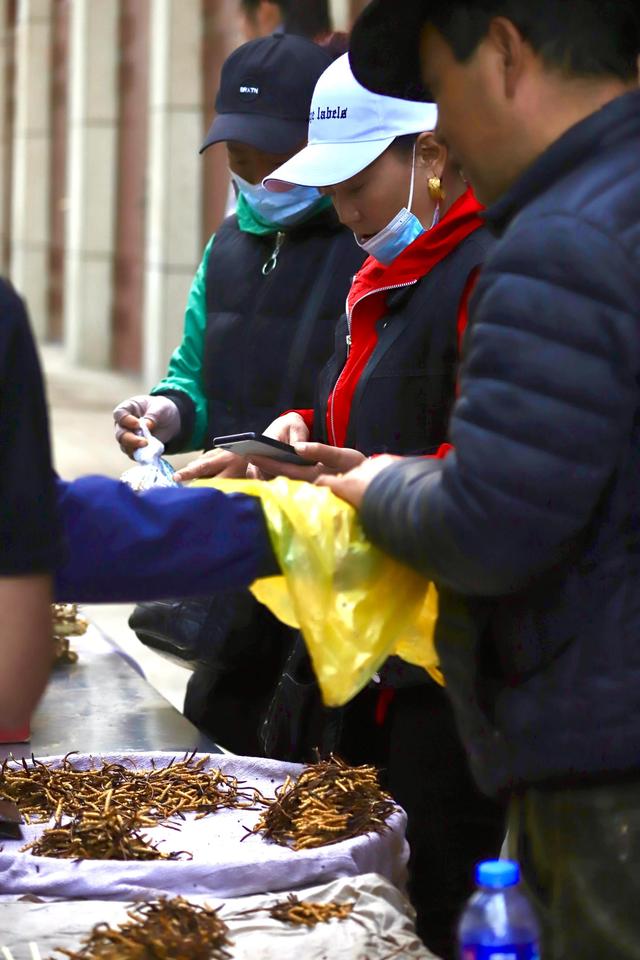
[0,873,439,958]
[0,753,408,901]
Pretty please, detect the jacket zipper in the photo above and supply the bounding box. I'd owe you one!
[262,231,285,276]
[329,279,418,445]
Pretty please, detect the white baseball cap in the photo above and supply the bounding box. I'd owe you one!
[264,53,437,193]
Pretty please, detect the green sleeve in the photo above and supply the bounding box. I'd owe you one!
[151,234,215,451]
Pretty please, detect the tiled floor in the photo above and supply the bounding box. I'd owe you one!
[44,343,195,712]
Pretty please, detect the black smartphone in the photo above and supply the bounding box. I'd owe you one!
[212,432,317,466]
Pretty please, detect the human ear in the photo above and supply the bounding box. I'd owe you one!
[416,131,447,180]
[485,16,527,100]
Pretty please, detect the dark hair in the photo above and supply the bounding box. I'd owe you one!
[430,1,640,82]
[317,31,350,60]
[391,133,419,154]
[240,0,331,41]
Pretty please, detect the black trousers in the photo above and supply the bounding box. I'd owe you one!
[509,776,640,960]
[340,682,506,960]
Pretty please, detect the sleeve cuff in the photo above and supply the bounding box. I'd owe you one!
[151,389,197,453]
[281,409,315,433]
[360,457,444,575]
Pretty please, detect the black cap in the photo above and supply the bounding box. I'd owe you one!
[201,33,334,154]
[349,1,433,103]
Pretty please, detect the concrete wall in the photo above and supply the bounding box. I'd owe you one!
[1,0,368,375]
[10,0,52,335]
[142,0,204,386]
[64,0,119,368]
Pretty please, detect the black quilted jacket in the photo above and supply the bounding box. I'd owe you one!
[360,88,640,795]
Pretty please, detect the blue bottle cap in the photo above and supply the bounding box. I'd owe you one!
[476,859,520,889]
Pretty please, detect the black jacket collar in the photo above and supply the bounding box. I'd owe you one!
[483,88,640,236]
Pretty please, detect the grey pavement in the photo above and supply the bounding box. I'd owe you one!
[43,344,194,712]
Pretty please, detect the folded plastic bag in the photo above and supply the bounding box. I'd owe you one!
[198,477,441,707]
[121,422,177,492]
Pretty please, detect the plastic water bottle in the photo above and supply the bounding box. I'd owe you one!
[458,860,541,960]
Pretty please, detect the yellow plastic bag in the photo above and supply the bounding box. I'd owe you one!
[196,477,442,707]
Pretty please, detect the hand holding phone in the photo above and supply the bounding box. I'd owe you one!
[212,432,318,467]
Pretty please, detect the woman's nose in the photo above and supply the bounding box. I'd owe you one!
[333,197,360,230]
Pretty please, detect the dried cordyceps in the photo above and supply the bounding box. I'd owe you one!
[52,604,88,637]
[23,808,189,862]
[246,755,397,850]
[0,751,264,828]
[52,604,87,665]
[234,892,355,927]
[52,896,232,959]
[52,636,79,666]
[267,893,354,927]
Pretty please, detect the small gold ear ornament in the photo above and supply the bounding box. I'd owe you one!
[428,176,446,202]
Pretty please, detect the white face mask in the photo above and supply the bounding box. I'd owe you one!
[356,146,440,266]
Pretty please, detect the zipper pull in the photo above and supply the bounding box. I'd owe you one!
[345,333,352,353]
[262,231,285,276]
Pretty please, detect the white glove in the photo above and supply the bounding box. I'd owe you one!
[112,394,181,450]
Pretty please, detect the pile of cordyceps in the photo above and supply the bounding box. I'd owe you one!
[266,893,354,927]
[49,894,356,959]
[51,603,87,665]
[0,752,264,861]
[24,808,189,862]
[247,755,397,850]
[0,752,263,824]
[52,897,232,960]
[2,752,398,860]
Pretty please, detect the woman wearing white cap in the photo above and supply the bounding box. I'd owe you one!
[247,53,505,960]
[252,52,490,469]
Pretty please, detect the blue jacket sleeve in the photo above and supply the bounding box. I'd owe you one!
[361,214,640,595]
[54,476,276,603]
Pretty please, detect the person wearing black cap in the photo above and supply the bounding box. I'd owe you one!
[112,33,364,755]
[320,2,640,956]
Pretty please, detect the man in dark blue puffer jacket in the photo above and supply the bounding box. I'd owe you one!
[320,1,640,956]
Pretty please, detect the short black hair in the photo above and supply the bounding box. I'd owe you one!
[240,0,331,41]
[391,133,419,154]
[350,0,640,103]
[430,1,640,82]
[240,0,286,11]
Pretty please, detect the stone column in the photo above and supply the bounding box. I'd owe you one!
[329,0,350,30]
[10,0,52,336]
[142,0,203,387]
[63,0,119,368]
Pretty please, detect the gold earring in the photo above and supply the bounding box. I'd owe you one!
[428,176,446,202]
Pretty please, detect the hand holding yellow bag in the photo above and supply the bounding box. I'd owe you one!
[197,477,442,707]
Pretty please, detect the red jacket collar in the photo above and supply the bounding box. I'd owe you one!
[348,187,484,311]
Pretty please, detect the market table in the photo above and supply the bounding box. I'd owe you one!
[0,627,219,761]
[0,631,436,958]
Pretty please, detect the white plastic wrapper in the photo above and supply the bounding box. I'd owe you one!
[120,421,177,492]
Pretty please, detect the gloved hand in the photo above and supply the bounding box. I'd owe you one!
[113,394,181,458]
